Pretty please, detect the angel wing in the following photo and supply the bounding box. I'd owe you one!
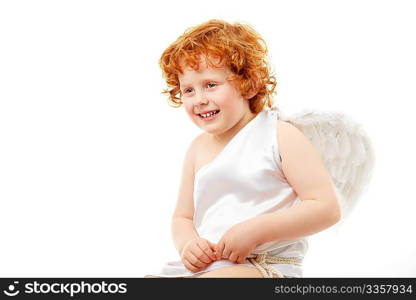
[275,107,375,220]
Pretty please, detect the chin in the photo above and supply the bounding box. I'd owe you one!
[203,127,226,135]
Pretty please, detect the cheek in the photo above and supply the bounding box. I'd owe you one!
[217,89,244,109]
[184,102,197,118]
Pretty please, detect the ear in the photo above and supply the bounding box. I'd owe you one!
[246,79,259,100]
[246,88,257,100]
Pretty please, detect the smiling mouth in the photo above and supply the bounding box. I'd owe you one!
[198,110,220,120]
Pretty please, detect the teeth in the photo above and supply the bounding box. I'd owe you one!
[201,111,218,118]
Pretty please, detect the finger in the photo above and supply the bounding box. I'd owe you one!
[222,247,231,259]
[229,252,238,263]
[208,240,217,251]
[200,241,217,261]
[210,241,218,258]
[236,256,245,264]
[216,242,225,260]
[188,251,208,268]
[195,242,213,264]
[183,258,199,273]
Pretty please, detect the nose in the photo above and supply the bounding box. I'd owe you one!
[194,91,209,108]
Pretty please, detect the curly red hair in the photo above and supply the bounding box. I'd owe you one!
[159,19,278,114]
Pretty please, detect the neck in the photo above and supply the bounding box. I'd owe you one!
[211,110,258,144]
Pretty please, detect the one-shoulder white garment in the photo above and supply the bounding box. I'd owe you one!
[147,106,308,278]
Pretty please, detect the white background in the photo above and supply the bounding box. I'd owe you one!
[1,0,415,277]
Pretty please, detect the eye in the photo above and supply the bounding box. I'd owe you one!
[207,82,217,88]
[183,87,193,94]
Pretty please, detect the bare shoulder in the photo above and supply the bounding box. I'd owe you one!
[277,120,299,136]
[171,133,206,220]
[188,133,208,163]
[276,120,301,162]
[276,119,341,209]
[276,119,320,167]
[184,133,206,170]
[276,119,309,147]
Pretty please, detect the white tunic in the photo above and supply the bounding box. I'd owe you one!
[147,106,308,277]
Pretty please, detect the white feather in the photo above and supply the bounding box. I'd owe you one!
[274,106,375,220]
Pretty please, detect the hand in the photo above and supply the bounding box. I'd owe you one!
[216,220,261,264]
[180,237,218,273]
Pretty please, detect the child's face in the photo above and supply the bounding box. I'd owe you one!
[178,56,254,137]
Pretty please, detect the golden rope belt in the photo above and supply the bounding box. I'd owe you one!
[246,253,302,278]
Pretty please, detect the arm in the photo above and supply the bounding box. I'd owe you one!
[171,218,199,255]
[252,120,341,245]
[171,135,201,255]
[171,135,218,273]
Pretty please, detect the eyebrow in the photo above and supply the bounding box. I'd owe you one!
[179,78,221,87]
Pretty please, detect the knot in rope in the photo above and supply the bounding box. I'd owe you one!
[246,253,302,278]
